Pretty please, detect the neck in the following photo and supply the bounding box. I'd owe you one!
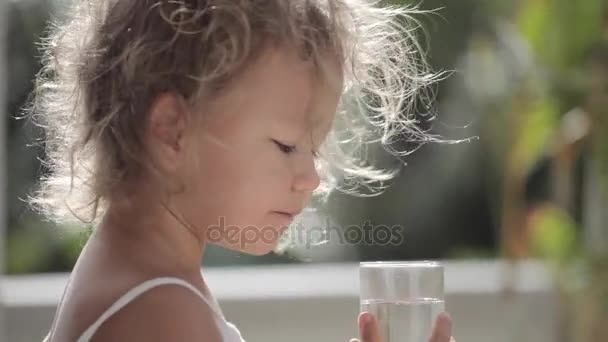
[97,188,207,276]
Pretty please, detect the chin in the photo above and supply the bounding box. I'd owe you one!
[215,240,280,256]
[241,239,282,255]
[211,222,288,256]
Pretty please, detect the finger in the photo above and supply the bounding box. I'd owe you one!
[358,312,382,342]
[428,312,453,342]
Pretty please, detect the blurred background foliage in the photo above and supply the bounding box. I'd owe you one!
[3,0,608,339]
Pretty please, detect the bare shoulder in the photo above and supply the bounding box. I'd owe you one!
[91,283,222,342]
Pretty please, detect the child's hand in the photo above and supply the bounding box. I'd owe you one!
[349,311,454,342]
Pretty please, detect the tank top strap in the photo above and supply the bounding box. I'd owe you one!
[76,276,224,342]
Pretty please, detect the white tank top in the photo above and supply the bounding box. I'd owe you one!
[42,277,246,342]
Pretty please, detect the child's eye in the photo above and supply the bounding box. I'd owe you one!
[272,139,296,154]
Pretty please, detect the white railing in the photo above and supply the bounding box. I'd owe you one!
[1,260,560,342]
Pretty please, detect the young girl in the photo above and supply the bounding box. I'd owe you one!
[27,0,454,341]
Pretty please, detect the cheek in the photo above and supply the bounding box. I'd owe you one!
[184,135,296,221]
[192,148,282,214]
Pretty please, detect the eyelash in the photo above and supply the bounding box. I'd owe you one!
[273,139,297,154]
[273,139,320,158]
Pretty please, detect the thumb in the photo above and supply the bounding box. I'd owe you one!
[358,312,382,342]
[428,312,453,342]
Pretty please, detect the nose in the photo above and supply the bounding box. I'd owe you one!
[292,153,321,193]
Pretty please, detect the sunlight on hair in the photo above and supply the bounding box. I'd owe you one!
[23,0,464,232]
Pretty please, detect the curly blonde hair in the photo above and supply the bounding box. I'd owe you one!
[25,0,444,226]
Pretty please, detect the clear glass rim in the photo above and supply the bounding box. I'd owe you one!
[359,260,442,268]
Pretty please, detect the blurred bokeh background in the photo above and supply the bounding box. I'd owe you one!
[1,0,607,341]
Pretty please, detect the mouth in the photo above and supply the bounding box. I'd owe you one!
[273,210,300,220]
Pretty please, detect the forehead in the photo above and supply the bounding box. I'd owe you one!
[202,46,342,137]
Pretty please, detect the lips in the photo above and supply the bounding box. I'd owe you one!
[274,211,294,219]
[273,210,301,219]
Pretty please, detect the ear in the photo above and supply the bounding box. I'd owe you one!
[145,93,190,174]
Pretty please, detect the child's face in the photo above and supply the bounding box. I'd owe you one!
[175,47,342,255]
